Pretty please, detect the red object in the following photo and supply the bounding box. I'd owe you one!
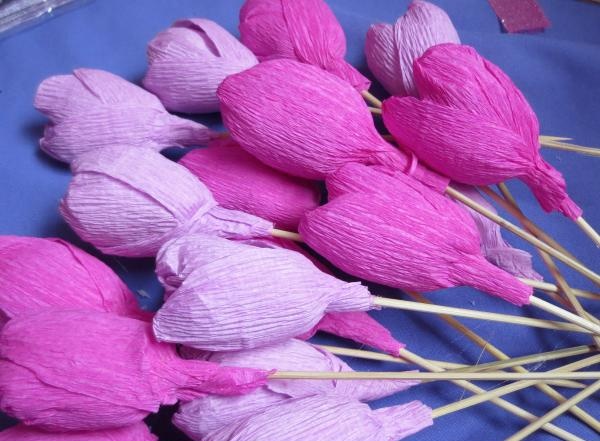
[488,0,550,33]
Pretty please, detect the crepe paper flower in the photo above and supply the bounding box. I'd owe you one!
[153,234,373,351]
[365,0,459,97]
[300,163,533,306]
[382,43,581,220]
[0,236,149,321]
[218,58,449,193]
[60,147,273,258]
[0,423,158,441]
[34,69,215,163]
[157,234,404,355]
[201,395,432,441]
[239,0,370,91]
[143,19,258,114]
[179,138,321,230]
[0,310,268,432]
[174,339,417,440]
[451,184,542,281]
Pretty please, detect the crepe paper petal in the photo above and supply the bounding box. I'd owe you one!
[153,234,373,351]
[0,236,149,321]
[34,69,215,163]
[451,184,543,281]
[175,339,417,440]
[0,423,158,441]
[239,0,370,91]
[384,43,581,219]
[202,395,432,441]
[218,58,448,193]
[488,0,550,33]
[365,0,459,97]
[60,147,273,258]
[179,138,321,230]
[0,310,268,432]
[143,19,258,113]
[300,164,533,306]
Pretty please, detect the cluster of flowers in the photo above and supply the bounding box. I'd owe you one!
[0,0,584,440]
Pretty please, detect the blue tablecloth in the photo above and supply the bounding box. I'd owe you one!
[1,1,599,439]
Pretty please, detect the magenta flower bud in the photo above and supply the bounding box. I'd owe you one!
[218,58,448,192]
[180,138,321,230]
[174,339,417,440]
[143,19,258,113]
[153,234,373,351]
[299,164,533,306]
[0,236,149,321]
[60,147,273,257]
[383,43,581,219]
[365,0,459,97]
[0,423,157,441]
[239,0,370,91]
[0,310,268,432]
[34,68,214,163]
[201,395,432,441]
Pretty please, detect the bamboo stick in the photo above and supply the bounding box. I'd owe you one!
[361,90,383,108]
[270,371,600,381]
[539,136,600,157]
[270,228,302,241]
[506,380,600,441]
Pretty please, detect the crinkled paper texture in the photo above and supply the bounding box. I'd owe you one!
[0,235,149,320]
[180,138,320,230]
[300,163,532,305]
[34,68,214,163]
[383,43,581,219]
[488,0,550,33]
[239,0,369,91]
[365,0,459,97]
[218,58,443,188]
[0,423,158,441]
[60,146,273,257]
[0,310,268,431]
[202,395,432,441]
[153,234,373,351]
[144,18,258,113]
[174,339,417,440]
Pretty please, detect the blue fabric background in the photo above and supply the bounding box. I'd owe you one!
[1,0,599,439]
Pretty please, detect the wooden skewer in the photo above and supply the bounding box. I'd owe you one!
[496,183,600,348]
[317,345,464,370]
[323,344,591,389]
[446,186,600,287]
[575,216,600,248]
[360,90,383,108]
[539,136,600,157]
[395,350,582,441]
[406,292,600,433]
[506,380,600,441]
[432,354,600,419]
[372,296,591,334]
[518,278,600,302]
[270,228,302,241]
[368,106,382,115]
[270,370,600,381]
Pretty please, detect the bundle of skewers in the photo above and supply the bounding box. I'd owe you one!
[1,1,599,440]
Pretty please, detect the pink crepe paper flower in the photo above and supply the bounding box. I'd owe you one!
[153,234,374,351]
[0,236,149,323]
[60,146,273,257]
[174,339,417,440]
[157,235,404,356]
[300,163,533,306]
[365,0,459,97]
[179,138,321,230]
[202,395,432,441]
[143,19,258,113]
[34,68,215,163]
[0,310,268,432]
[382,43,581,220]
[0,423,157,441]
[239,0,370,91]
[218,58,448,193]
[451,184,542,281]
